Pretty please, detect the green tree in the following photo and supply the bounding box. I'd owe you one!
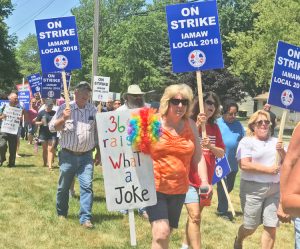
[217,0,258,64]
[71,0,94,84]
[227,0,300,94]
[100,6,168,92]
[15,34,40,78]
[0,0,20,91]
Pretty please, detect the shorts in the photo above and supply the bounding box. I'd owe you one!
[28,124,37,135]
[184,185,200,204]
[240,179,280,229]
[39,133,57,142]
[146,192,186,228]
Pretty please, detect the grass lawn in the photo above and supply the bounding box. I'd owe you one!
[0,139,294,249]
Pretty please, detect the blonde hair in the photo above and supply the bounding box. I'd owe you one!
[159,84,194,119]
[246,110,271,136]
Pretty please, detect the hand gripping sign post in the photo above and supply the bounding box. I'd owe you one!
[35,16,82,109]
[96,109,157,246]
[166,1,236,216]
[268,41,300,165]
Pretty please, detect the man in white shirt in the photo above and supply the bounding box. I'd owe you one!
[117,84,146,110]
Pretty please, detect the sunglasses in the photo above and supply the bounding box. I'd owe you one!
[205,100,216,106]
[255,120,270,126]
[169,98,189,106]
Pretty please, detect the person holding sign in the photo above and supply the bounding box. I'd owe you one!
[280,123,300,248]
[146,84,211,249]
[118,85,146,110]
[234,110,285,249]
[117,85,149,218]
[216,101,244,219]
[35,99,57,170]
[0,92,25,167]
[182,92,225,249]
[49,81,100,229]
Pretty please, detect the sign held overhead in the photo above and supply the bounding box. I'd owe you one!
[35,16,82,73]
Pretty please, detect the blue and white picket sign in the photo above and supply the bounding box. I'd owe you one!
[35,16,82,73]
[212,155,231,185]
[268,41,300,112]
[0,100,9,110]
[27,73,42,95]
[166,0,223,73]
[18,90,30,111]
[41,73,62,99]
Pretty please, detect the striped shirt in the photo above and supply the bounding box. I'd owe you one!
[49,101,98,152]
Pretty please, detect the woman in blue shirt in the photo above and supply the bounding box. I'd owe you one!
[216,101,244,219]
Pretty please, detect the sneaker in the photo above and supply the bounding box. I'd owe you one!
[216,211,234,221]
[81,220,94,229]
[16,154,21,158]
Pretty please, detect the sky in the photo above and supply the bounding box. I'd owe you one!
[5,0,80,42]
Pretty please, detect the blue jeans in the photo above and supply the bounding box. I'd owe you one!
[216,170,237,213]
[295,218,300,249]
[56,149,94,224]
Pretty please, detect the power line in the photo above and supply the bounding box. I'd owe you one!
[11,0,57,34]
[11,0,55,30]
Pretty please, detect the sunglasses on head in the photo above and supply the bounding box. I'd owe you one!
[169,98,189,106]
[205,100,216,106]
[255,120,270,126]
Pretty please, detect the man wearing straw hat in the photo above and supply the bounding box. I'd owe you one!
[49,81,100,229]
[118,84,146,110]
[117,84,149,219]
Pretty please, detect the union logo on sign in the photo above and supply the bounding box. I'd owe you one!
[48,91,55,98]
[188,50,206,68]
[215,165,223,178]
[54,55,68,69]
[281,89,294,106]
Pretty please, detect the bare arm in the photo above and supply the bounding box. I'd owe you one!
[189,119,212,194]
[239,157,279,174]
[49,107,70,132]
[206,142,225,158]
[281,124,300,215]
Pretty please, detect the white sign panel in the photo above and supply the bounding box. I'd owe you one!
[96,109,157,211]
[92,76,110,101]
[1,106,22,135]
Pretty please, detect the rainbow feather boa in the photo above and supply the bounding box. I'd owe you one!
[127,107,161,154]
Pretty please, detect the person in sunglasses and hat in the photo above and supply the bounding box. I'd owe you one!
[117,84,149,219]
[118,84,146,110]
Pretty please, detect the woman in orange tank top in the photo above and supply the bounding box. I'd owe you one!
[146,84,211,249]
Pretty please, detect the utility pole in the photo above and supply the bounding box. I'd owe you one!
[91,0,100,91]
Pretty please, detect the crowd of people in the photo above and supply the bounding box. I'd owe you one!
[0,81,299,249]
